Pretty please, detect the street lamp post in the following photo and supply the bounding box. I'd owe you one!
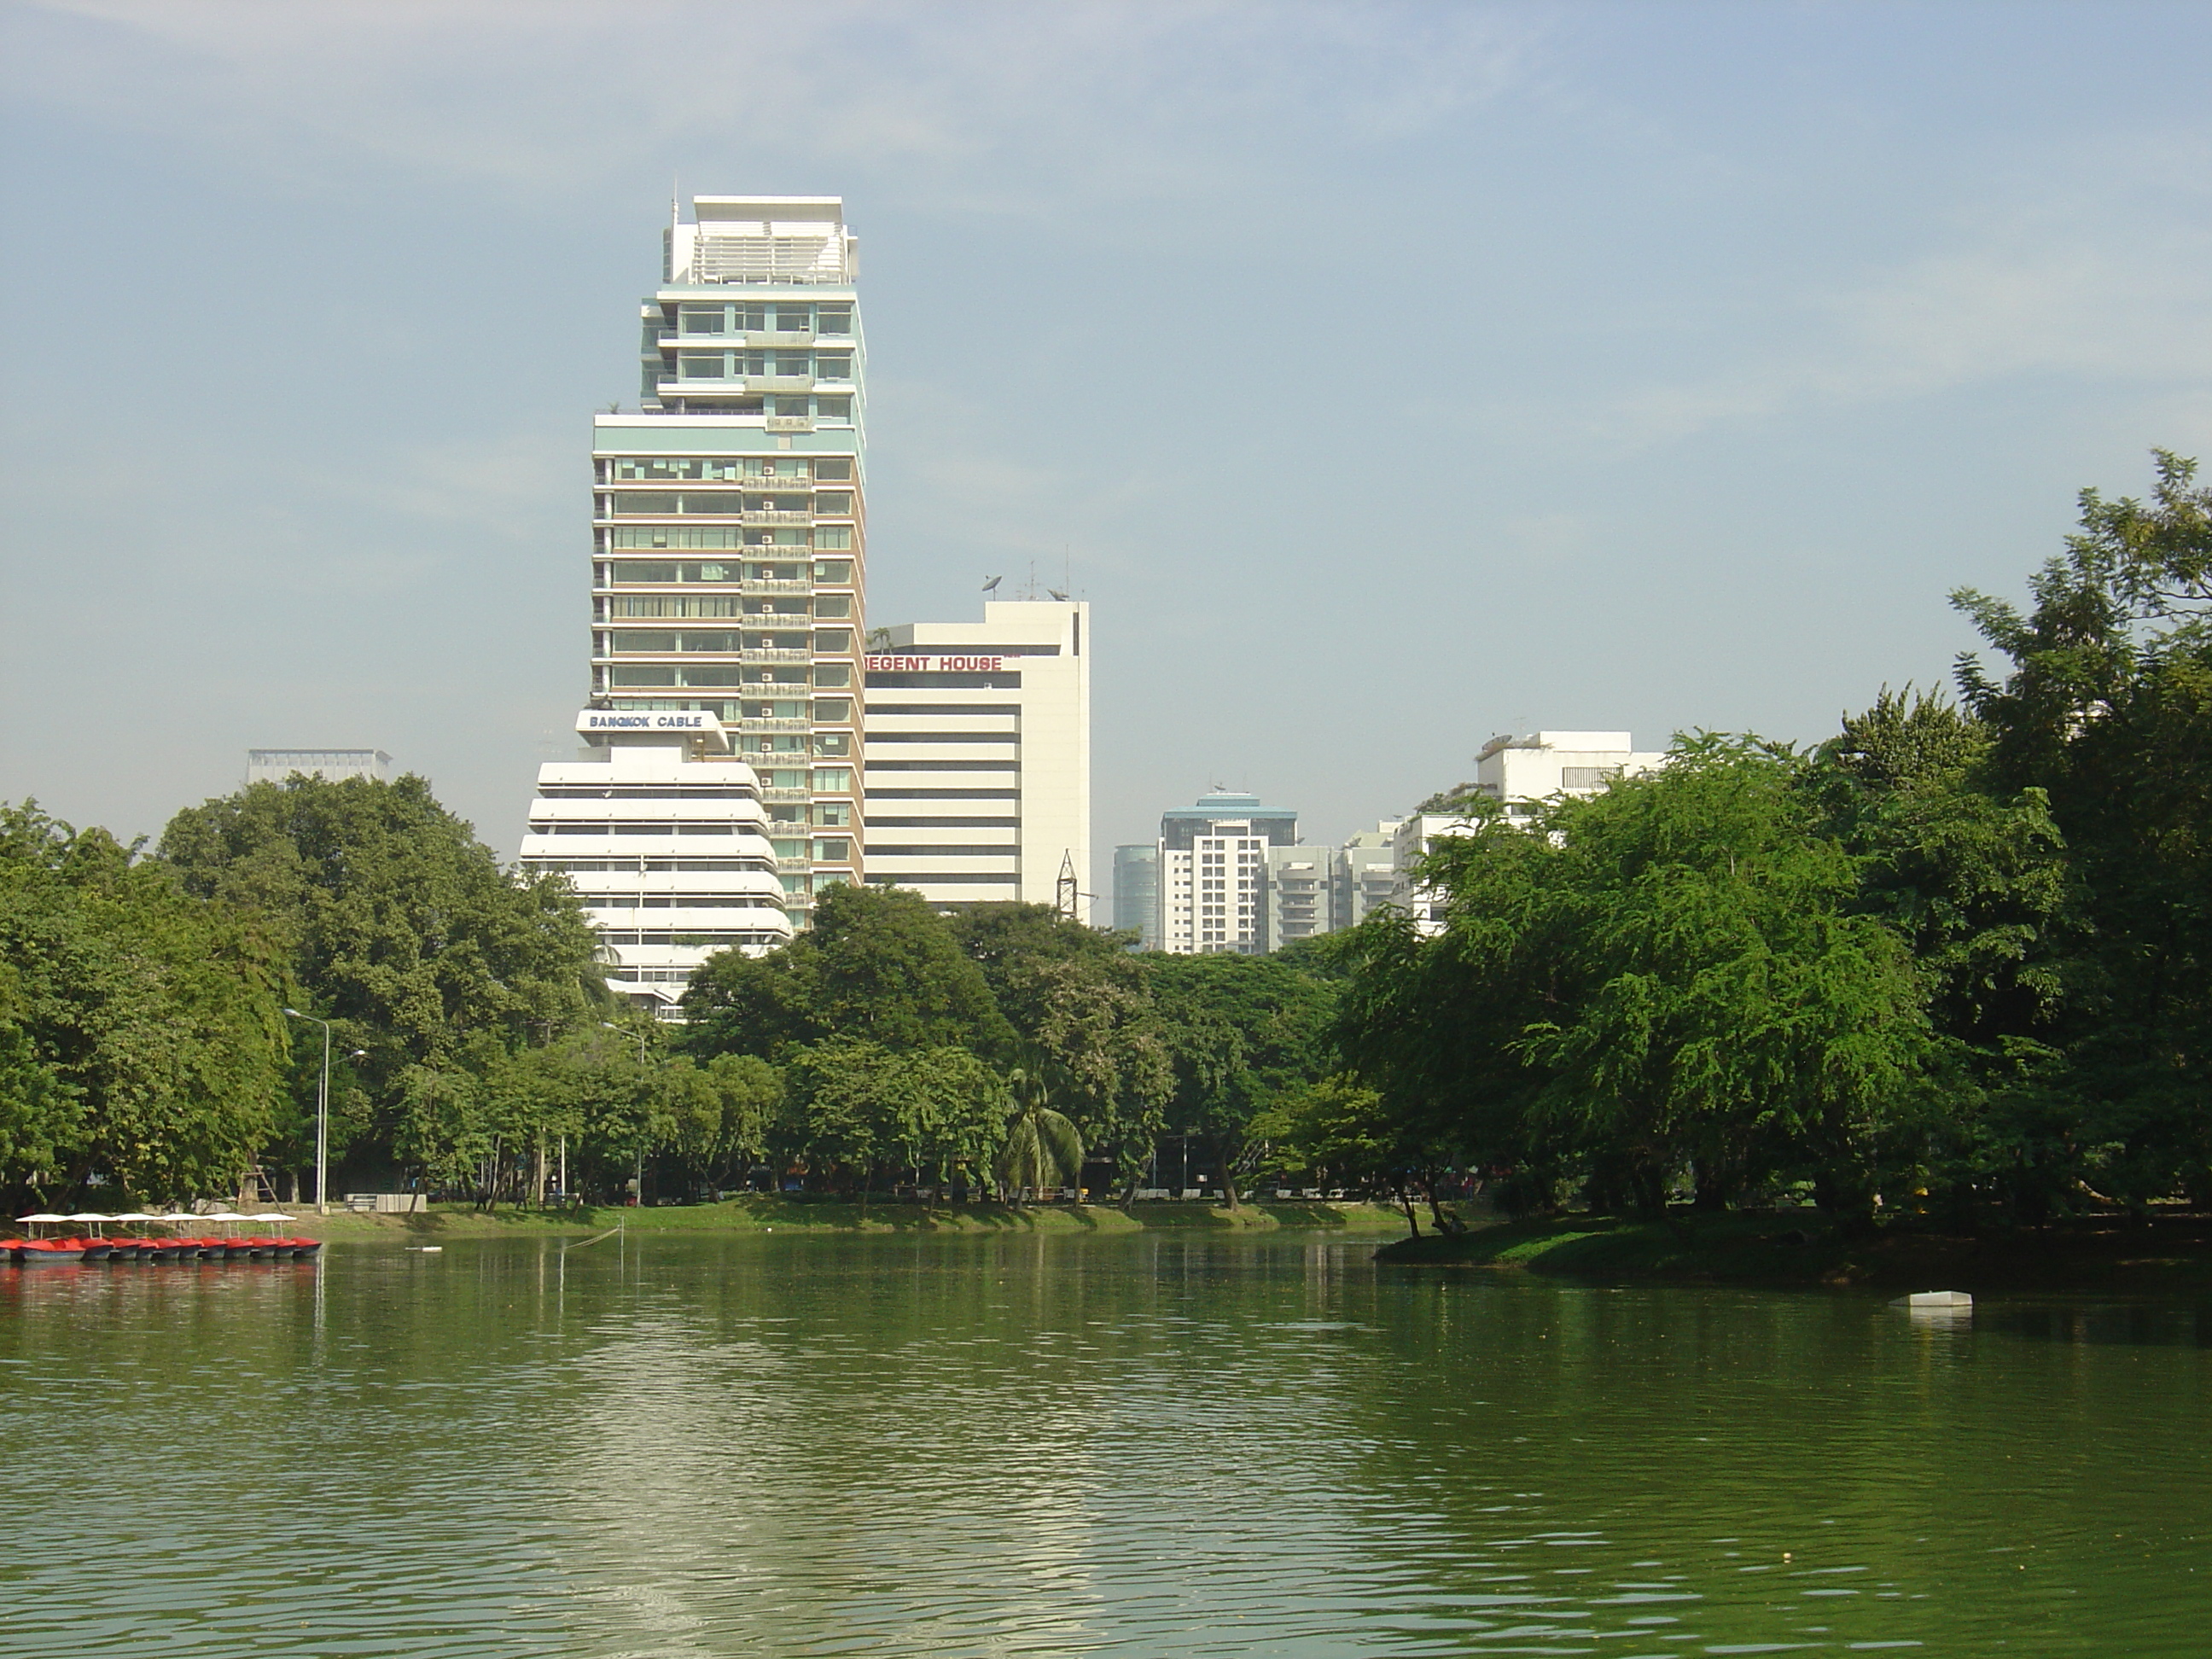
[283,1008,332,1214]
[603,1021,649,1205]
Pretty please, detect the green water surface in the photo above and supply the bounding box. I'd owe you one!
[2,1232,2204,1656]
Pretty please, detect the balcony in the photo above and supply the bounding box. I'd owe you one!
[745,331,815,347]
[742,578,812,594]
[765,416,816,434]
[738,718,810,734]
[760,787,812,805]
[742,647,811,664]
[742,509,812,527]
[774,855,814,873]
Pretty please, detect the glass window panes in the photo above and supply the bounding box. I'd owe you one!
[733,305,765,330]
[813,560,853,585]
[813,527,852,550]
[817,396,852,420]
[813,629,853,654]
[812,595,852,619]
[612,457,740,480]
[678,307,726,335]
[814,492,853,515]
[815,354,852,380]
[811,699,852,723]
[771,304,812,333]
[812,457,852,481]
[816,307,852,335]
[678,354,726,379]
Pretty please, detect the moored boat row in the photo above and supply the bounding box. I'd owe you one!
[4,1211,322,1264]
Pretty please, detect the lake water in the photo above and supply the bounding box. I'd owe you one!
[3,1231,2205,1656]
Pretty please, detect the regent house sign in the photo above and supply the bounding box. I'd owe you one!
[863,655,1007,672]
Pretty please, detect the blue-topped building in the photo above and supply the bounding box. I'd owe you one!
[1156,791,1299,954]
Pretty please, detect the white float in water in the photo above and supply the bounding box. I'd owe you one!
[1890,1289,1972,1308]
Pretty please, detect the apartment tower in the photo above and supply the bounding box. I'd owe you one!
[590,196,867,927]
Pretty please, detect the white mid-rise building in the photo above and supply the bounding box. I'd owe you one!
[1395,731,1667,930]
[1336,818,1404,930]
[861,600,1089,910]
[517,710,792,1015]
[1473,730,1666,819]
[1156,792,1299,954]
[1259,844,1334,950]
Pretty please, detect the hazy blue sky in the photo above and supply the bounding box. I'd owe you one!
[4,1,2209,907]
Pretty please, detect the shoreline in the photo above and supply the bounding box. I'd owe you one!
[1374,1210,2212,1292]
[276,1195,1410,1242]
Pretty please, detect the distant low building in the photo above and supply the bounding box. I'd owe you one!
[247,748,393,787]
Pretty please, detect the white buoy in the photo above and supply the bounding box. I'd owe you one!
[1890,1289,1970,1309]
[406,1245,442,1254]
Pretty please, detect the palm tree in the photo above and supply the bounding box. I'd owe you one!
[997,1062,1084,1202]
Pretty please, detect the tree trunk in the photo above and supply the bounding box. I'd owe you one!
[1395,1178,1422,1238]
[1217,1144,1240,1210]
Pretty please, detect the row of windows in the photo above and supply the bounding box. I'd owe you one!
[672,352,853,381]
[606,665,853,690]
[864,731,1016,744]
[535,822,757,836]
[601,555,854,582]
[606,596,851,620]
[863,760,1019,773]
[670,303,852,336]
[864,817,1021,828]
[864,703,1020,717]
[527,858,769,872]
[581,895,783,909]
[867,847,1017,859]
[863,789,1019,800]
[606,491,853,517]
[864,672,1022,690]
[653,394,853,420]
[604,457,851,482]
[602,526,854,551]
[598,930,786,946]
[606,629,853,654]
[736,735,852,758]
[536,785,758,800]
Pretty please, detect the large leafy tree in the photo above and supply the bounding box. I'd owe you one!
[945,903,1172,1189]
[156,772,606,1181]
[1948,451,2212,1208]
[683,882,1014,1060]
[1145,951,1338,1205]
[0,803,288,1202]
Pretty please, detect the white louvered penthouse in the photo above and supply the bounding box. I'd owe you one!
[591,195,866,931]
[518,712,793,1016]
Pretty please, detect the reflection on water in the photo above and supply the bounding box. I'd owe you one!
[2,1235,2207,1656]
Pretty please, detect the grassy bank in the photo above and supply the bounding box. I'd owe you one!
[1374,1209,2212,1291]
[286,1196,1407,1243]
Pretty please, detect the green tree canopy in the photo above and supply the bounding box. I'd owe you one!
[683,883,1015,1061]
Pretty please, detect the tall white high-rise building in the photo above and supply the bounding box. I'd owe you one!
[590,196,867,928]
[861,600,1089,910]
[518,711,792,1014]
[1156,792,1299,954]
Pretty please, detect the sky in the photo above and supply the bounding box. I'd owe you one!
[4,0,2210,911]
